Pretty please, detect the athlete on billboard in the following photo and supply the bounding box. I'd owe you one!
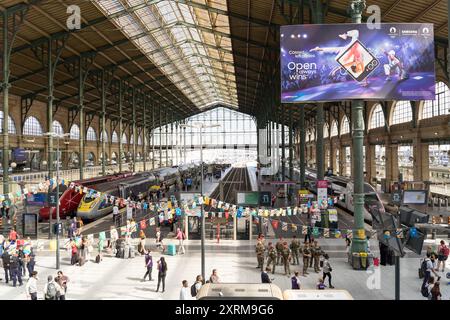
[309,30,373,86]
[382,49,409,81]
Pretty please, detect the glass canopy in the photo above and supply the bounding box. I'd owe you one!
[94,0,238,109]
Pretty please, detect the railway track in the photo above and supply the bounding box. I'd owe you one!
[209,167,252,204]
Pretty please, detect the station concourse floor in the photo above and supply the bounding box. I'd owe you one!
[1,238,448,300]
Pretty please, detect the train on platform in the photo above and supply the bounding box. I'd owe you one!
[38,172,134,221]
[38,163,202,222]
[302,168,385,224]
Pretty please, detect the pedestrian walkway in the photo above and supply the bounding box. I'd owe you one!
[1,237,447,300]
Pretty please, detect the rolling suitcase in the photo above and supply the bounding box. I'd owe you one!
[124,245,130,259]
[167,243,176,256]
[95,254,101,263]
[129,246,135,259]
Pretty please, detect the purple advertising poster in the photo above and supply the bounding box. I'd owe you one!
[280,23,435,102]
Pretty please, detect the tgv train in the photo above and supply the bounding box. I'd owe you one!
[38,172,134,221]
[302,168,385,224]
[76,164,201,221]
[77,172,158,221]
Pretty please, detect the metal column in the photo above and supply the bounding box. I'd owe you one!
[78,57,85,180]
[47,40,54,180]
[183,125,186,164]
[299,107,305,187]
[316,104,324,179]
[118,81,123,173]
[100,70,106,176]
[349,0,368,255]
[1,12,9,196]
[159,107,162,167]
[132,88,136,172]
[165,111,169,166]
[281,107,286,179]
[151,101,155,170]
[143,96,147,172]
[170,121,174,166]
[289,107,294,180]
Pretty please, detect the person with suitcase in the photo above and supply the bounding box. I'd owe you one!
[176,228,186,255]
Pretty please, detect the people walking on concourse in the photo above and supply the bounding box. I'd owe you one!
[176,228,186,255]
[261,267,272,283]
[156,257,167,292]
[143,250,153,281]
[180,280,193,300]
[56,271,69,300]
[25,271,38,300]
[322,254,334,288]
[291,271,301,289]
[209,269,220,283]
[437,240,449,272]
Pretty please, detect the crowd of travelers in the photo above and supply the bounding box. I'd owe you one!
[420,240,449,300]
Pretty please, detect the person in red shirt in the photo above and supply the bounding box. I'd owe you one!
[9,228,18,243]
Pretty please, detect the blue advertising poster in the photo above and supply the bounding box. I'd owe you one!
[12,148,27,164]
[280,23,435,102]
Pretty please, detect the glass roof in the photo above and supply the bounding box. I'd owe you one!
[94,0,238,109]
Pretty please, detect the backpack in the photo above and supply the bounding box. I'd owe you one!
[190,283,198,297]
[420,259,428,275]
[421,284,429,298]
[46,282,57,299]
[443,246,449,257]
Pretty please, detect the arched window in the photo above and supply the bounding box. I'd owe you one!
[323,123,329,138]
[121,133,128,144]
[52,120,64,135]
[310,128,316,141]
[137,135,142,145]
[0,111,17,134]
[129,133,134,145]
[112,131,118,143]
[369,104,385,129]
[23,116,43,136]
[341,116,350,135]
[423,82,450,119]
[86,127,96,141]
[100,130,108,142]
[306,129,311,142]
[69,124,80,140]
[391,101,412,125]
[330,121,338,137]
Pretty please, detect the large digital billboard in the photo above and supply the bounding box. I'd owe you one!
[280,23,435,102]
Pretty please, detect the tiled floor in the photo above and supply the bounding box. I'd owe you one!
[1,238,448,300]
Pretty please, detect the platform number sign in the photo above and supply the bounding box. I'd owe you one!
[48,192,58,207]
[259,192,271,206]
[391,191,402,206]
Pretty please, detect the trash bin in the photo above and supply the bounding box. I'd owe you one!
[351,252,361,269]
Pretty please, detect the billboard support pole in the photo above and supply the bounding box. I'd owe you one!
[299,107,305,187]
[316,104,324,180]
[349,0,369,258]
[281,105,286,180]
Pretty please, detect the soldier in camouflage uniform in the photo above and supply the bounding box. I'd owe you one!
[290,235,301,265]
[309,240,315,268]
[255,240,265,271]
[266,242,277,274]
[281,242,292,276]
[312,240,323,273]
[302,242,312,275]
[275,237,284,265]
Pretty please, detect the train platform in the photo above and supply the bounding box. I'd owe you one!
[246,162,259,192]
[378,193,450,216]
[2,237,448,300]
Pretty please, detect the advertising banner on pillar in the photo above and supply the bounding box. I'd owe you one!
[280,23,435,102]
[317,180,328,205]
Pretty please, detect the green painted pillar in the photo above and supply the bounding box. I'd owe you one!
[2,11,10,195]
[151,101,155,169]
[316,104,324,179]
[299,107,305,187]
[118,81,123,173]
[47,39,54,179]
[78,56,85,180]
[159,106,162,167]
[100,70,106,176]
[165,111,168,167]
[132,89,136,172]
[143,97,147,172]
[281,105,286,179]
[349,0,368,255]
[289,107,294,181]
[170,120,174,166]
